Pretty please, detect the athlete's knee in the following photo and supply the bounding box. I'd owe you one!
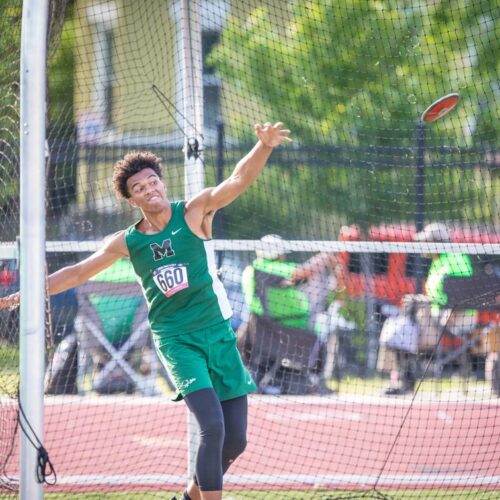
[234,431,247,457]
[224,432,247,461]
[200,413,225,445]
[222,433,246,475]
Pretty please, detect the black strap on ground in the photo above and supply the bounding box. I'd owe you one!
[17,395,57,485]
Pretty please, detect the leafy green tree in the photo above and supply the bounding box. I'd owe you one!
[48,0,75,133]
[208,0,498,235]
[210,0,498,148]
[0,0,21,220]
[0,0,75,223]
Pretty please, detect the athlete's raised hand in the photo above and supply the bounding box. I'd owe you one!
[254,121,292,148]
[0,292,19,311]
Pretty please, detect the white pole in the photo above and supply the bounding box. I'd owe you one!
[180,0,205,478]
[19,0,49,498]
[181,0,204,199]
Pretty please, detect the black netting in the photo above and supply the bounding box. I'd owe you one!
[1,0,499,498]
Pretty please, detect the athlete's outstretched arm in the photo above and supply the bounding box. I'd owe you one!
[0,231,128,310]
[186,122,292,215]
[291,252,340,283]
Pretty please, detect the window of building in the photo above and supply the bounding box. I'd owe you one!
[202,30,221,132]
[373,253,389,275]
[102,28,114,127]
[405,254,431,278]
[348,253,389,275]
[86,3,116,129]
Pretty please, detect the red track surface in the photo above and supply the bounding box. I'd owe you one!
[4,396,500,491]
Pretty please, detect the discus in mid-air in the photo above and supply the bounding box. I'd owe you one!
[420,92,460,123]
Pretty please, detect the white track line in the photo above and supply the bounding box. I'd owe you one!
[23,473,500,488]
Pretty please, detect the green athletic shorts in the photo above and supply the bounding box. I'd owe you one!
[153,319,257,401]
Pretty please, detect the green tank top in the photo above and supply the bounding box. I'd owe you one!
[125,201,232,338]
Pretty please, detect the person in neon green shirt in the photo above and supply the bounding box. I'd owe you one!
[242,255,310,330]
[383,223,476,396]
[240,235,340,394]
[416,223,476,335]
[241,235,339,330]
[426,253,473,306]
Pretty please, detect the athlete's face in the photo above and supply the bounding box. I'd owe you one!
[126,168,168,212]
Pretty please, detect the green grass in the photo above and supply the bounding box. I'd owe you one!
[326,374,490,397]
[0,335,490,400]
[0,343,490,401]
[222,492,500,499]
[22,489,497,499]
[0,341,19,395]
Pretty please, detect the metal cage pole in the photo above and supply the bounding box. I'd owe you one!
[19,0,49,498]
[181,0,204,199]
[415,120,426,293]
[180,0,205,479]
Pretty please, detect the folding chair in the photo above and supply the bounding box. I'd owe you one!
[45,289,80,395]
[436,274,500,383]
[443,274,500,312]
[75,280,159,395]
[240,269,325,394]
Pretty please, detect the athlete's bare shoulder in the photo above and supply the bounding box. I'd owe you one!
[103,230,129,258]
[184,191,214,239]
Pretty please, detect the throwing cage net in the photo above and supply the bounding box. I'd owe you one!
[1,0,499,498]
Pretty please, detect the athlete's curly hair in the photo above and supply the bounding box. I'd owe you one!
[112,151,163,199]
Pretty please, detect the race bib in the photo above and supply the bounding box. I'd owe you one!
[152,264,189,297]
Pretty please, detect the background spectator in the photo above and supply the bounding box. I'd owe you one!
[380,222,476,395]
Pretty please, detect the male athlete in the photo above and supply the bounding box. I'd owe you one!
[0,121,292,500]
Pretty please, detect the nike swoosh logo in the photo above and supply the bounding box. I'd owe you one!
[172,228,182,235]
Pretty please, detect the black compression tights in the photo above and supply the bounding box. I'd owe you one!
[183,388,248,492]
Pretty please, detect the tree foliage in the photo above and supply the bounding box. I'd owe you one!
[0,0,21,215]
[0,0,75,218]
[48,0,75,132]
[210,0,499,148]
[207,0,498,235]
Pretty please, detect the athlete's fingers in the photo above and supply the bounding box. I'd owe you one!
[0,293,19,311]
[255,122,292,144]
